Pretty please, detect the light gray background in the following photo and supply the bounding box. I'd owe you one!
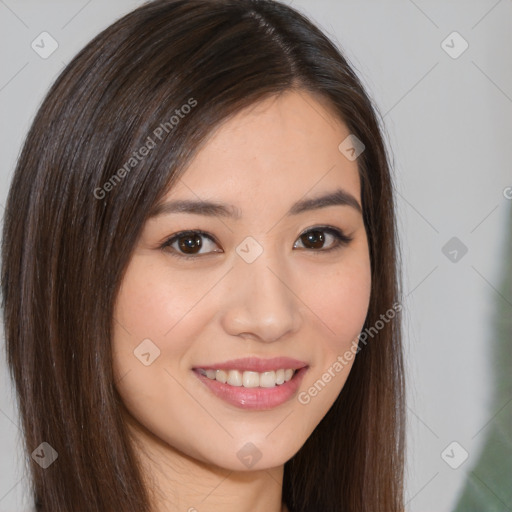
[1,1,511,511]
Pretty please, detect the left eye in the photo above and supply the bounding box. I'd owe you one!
[160,226,353,260]
[293,227,353,251]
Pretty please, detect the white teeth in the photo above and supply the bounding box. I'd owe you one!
[242,371,260,388]
[198,368,298,387]
[227,369,242,387]
[215,369,228,383]
[205,369,216,379]
[259,371,277,388]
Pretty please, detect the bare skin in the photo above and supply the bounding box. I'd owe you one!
[112,89,372,512]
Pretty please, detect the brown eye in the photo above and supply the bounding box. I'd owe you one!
[161,230,221,258]
[299,229,325,249]
[294,227,353,252]
[161,226,352,261]
[177,233,203,254]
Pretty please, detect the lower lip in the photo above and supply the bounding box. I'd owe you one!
[193,367,308,410]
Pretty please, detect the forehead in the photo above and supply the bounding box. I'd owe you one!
[164,90,361,209]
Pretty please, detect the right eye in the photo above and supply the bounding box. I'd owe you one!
[160,230,223,260]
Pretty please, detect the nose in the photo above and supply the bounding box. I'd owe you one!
[219,249,302,343]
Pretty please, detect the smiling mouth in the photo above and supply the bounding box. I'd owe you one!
[195,368,297,388]
[192,364,309,410]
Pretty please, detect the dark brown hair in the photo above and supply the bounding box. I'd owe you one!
[1,0,405,510]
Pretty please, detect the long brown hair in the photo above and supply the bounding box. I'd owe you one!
[1,0,405,510]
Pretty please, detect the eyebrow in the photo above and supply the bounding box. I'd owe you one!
[149,188,362,219]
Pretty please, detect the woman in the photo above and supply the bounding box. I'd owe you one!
[1,0,405,510]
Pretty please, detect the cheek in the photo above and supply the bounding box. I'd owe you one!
[293,249,371,422]
[110,257,207,408]
[303,252,372,352]
[113,257,212,350]
[110,259,219,461]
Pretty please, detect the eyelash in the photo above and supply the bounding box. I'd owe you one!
[160,226,354,261]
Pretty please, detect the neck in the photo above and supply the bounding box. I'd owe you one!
[127,417,288,512]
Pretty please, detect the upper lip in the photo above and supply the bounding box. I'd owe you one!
[193,357,308,373]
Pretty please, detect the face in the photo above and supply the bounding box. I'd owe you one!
[112,89,372,471]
